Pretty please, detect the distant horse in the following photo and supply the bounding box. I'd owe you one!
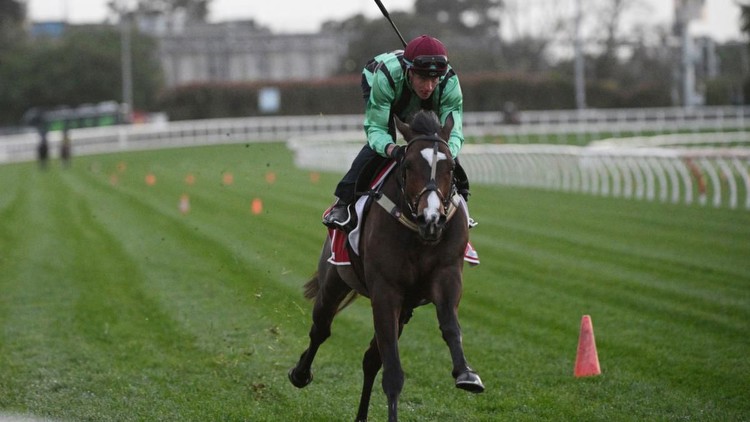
[289,110,484,422]
[37,130,49,170]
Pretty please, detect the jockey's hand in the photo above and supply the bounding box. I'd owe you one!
[388,144,405,160]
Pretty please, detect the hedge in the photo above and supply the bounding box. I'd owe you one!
[157,72,673,121]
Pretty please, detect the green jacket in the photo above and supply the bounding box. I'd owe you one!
[362,51,464,158]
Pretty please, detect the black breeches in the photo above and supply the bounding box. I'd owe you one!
[334,144,380,203]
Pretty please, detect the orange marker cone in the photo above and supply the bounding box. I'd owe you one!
[251,198,263,215]
[574,315,601,377]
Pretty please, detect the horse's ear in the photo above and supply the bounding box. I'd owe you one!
[440,113,455,141]
[394,115,412,141]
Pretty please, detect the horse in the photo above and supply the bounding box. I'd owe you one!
[288,110,484,422]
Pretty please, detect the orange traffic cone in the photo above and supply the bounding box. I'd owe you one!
[574,315,601,377]
[251,198,263,215]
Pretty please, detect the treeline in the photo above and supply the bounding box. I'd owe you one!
[157,72,672,120]
[0,25,162,126]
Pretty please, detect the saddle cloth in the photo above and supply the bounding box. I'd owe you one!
[324,161,480,267]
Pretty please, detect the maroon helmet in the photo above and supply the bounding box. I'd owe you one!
[403,35,449,77]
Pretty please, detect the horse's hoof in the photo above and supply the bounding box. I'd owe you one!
[455,371,485,393]
[288,367,313,388]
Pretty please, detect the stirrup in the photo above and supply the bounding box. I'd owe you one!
[468,217,478,228]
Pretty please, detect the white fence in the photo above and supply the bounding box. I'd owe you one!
[467,106,748,141]
[2,106,749,210]
[1,106,747,164]
[288,131,750,211]
[0,114,365,164]
[460,144,750,210]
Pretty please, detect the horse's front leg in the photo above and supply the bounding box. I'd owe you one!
[434,274,485,393]
[356,312,410,422]
[371,290,404,422]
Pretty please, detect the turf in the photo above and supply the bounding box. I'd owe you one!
[0,143,748,421]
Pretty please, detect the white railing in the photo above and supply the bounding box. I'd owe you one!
[460,144,750,210]
[0,114,365,164]
[3,106,749,210]
[287,137,750,211]
[464,106,748,142]
[1,106,747,164]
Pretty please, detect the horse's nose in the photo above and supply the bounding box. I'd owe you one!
[422,191,443,224]
[417,213,445,242]
[422,209,440,225]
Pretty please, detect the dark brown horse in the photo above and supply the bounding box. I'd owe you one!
[289,110,484,422]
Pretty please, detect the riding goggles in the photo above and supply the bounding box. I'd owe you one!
[406,55,449,77]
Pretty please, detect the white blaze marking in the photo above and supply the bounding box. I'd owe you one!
[420,147,447,223]
[424,191,442,223]
[420,148,447,164]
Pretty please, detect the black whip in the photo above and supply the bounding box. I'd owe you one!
[373,0,407,48]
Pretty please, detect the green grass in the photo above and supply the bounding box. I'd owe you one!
[1,144,749,421]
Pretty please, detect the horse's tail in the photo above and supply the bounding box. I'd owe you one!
[303,270,359,313]
[337,291,359,314]
[303,271,320,300]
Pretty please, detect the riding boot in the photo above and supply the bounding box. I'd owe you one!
[323,199,352,229]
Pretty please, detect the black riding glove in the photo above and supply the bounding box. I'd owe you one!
[388,145,405,160]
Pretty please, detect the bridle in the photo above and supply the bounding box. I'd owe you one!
[399,135,455,220]
[371,134,462,235]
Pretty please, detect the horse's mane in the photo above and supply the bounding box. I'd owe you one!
[409,110,441,137]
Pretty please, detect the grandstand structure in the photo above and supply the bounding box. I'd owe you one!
[157,22,346,87]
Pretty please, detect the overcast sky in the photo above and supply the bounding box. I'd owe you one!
[26,0,744,42]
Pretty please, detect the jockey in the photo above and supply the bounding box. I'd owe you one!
[323,34,468,229]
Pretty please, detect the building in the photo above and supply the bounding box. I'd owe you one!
[157,21,347,87]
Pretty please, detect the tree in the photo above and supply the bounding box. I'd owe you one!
[588,0,648,81]
[414,0,502,38]
[325,12,447,74]
[740,2,750,34]
[326,8,505,76]
[497,0,572,73]
[0,26,164,125]
[738,2,750,103]
[0,0,25,57]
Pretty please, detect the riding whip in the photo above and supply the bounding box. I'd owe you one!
[373,0,407,48]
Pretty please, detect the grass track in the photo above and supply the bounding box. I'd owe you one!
[0,143,748,421]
